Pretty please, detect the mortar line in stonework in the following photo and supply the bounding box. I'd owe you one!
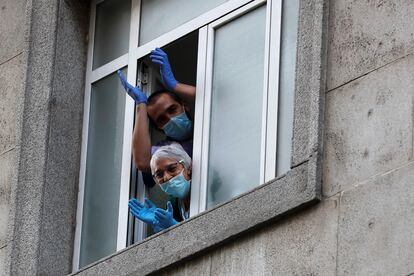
[324,159,414,200]
[0,147,16,156]
[0,52,23,67]
[326,52,414,94]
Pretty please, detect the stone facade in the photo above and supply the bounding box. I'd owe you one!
[1,0,414,275]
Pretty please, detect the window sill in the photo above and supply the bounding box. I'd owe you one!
[71,155,320,275]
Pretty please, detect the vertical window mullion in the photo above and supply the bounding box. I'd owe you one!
[116,0,141,251]
[264,0,282,182]
[259,0,273,184]
[190,26,210,216]
[199,24,216,213]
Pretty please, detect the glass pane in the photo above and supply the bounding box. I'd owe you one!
[80,70,126,267]
[276,0,299,175]
[139,0,228,45]
[93,0,131,69]
[207,5,267,209]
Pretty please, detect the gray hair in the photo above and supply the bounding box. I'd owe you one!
[150,142,192,174]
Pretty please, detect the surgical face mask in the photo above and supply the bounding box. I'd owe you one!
[160,170,191,199]
[163,112,193,141]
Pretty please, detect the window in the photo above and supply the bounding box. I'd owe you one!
[74,0,299,271]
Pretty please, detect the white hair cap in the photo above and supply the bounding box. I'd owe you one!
[150,142,192,175]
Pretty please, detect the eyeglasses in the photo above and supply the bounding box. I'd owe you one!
[152,160,184,184]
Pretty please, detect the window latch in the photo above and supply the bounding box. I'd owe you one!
[138,72,149,87]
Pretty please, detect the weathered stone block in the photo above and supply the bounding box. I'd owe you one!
[327,0,414,90]
[160,197,338,276]
[0,150,15,248]
[0,246,6,276]
[210,232,265,275]
[158,256,211,276]
[324,54,413,196]
[262,197,338,275]
[0,55,25,154]
[337,161,414,276]
[0,0,26,64]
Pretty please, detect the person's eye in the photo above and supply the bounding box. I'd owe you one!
[167,164,178,173]
[168,105,179,115]
[155,172,163,179]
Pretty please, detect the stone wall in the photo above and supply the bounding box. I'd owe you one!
[158,0,414,275]
[1,0,413,275]
[0,0,27,274]
[0,0,89,275]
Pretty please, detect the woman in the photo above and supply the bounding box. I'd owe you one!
[129,143,191,232]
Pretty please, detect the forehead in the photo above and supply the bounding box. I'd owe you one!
[147,93,180,120]
[154,157,178,170]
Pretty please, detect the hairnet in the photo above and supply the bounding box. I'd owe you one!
[150,142,192,174]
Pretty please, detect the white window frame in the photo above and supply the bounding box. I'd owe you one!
[190,0,282,215]
[73,0,281,271]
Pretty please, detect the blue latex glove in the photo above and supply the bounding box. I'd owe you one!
[150,48,178,91]
[154,201,178,230]
[117,70,147,104]
[128,198,162,232]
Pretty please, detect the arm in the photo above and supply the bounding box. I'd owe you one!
[117,70,152,173]
[132,104,152,173]
[173,83,196,110]
[150,48,196,108]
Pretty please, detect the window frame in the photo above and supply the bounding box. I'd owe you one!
[190,0,282,215]
[73,0,327,273]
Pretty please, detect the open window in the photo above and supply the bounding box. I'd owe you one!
[128,31,199,244]
[74,0,299,271]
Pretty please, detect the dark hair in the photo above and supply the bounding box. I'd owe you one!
[147,90,185,129]
[147,90,183,106]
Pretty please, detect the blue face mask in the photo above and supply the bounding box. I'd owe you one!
[163,112,193,141]
[160,170,191,199]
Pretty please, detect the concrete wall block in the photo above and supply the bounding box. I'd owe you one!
[0,55,25,154]
[323,54,413,197]
[37,0,88,273]
[0,246,6,276]
[0,0,26,64]
[327,0,414,90]
[161,197,338,276]
[210,233,265,275]
[337,161,414,276]
[0,150,16,248]
[158,256,211,276]
[263,196,338,275]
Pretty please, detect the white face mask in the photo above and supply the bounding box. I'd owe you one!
[159,170,191,199]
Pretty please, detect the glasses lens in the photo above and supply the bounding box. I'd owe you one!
[153,162,182,184]
[166,163,179,174]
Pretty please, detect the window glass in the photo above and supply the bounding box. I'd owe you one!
[139,0,228,45]
[276,0,299,175]
[93,0,131,69]
[207,5,267,209]
[80,70,126,267]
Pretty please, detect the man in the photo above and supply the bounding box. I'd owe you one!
[128,143,192,232]
[117,48,195,177]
